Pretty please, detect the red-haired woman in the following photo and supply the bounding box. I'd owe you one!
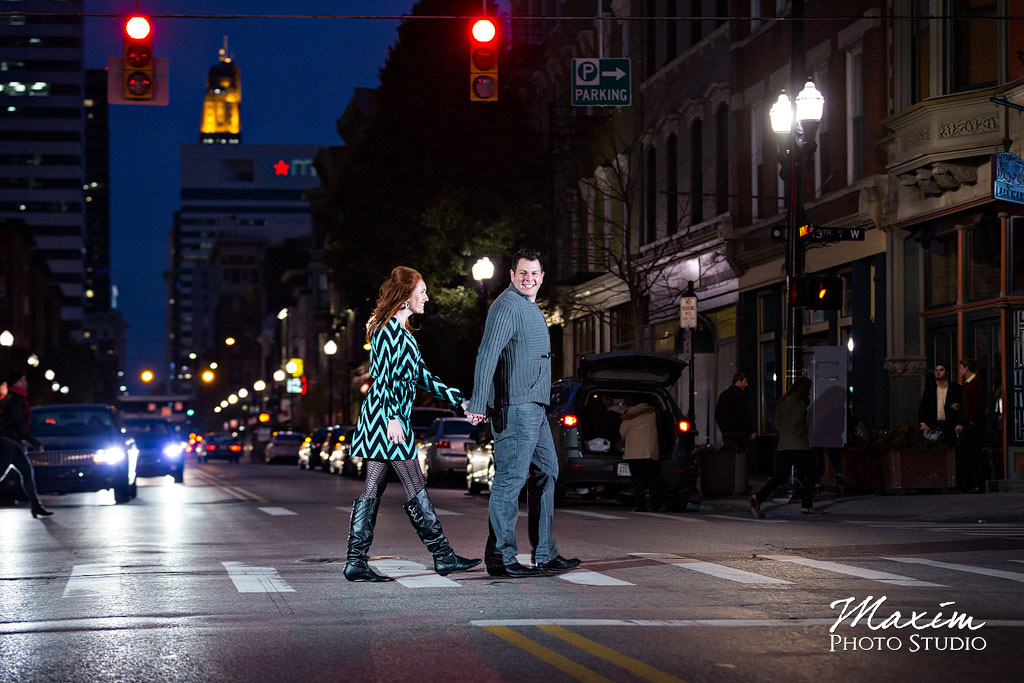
[344,266,480,582]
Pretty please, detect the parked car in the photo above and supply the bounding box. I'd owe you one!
[417,417,477,485]
[198,431,242,463]
[325,425,357,475]
[410,406,457,441]
[547,351,690,505]
[264,431,304,463]
[125,417,185,483]
[298,427,330,470]
[465,422,495,494]
[27,404,139,504]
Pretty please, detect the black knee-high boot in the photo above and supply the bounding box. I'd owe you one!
[404,488,481,576]
[344,498,393,582]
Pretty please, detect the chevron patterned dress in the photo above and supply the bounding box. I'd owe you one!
[349,317,466,461]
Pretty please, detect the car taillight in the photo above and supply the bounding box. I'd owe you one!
[561,415,578,428]
[206,444,215,451]
[230,444,242,451]
[678,420,691,433]
[436,440,451,449]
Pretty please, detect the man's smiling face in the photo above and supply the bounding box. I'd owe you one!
[510,258,544,301]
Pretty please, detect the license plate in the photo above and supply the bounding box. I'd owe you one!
[617,463,631,477]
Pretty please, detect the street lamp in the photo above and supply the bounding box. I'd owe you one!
[472,256,494,328]
[324,338,338,426]
[0,330,13,347]
[770,79,824,387]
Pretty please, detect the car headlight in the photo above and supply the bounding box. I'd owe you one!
[93,447,127,464]
[163,443,183,458]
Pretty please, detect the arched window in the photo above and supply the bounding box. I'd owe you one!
[715,104,729,215]
[667,133,678,235]
[690,119,703,226]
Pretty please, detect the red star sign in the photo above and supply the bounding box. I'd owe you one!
[273,159,290,176]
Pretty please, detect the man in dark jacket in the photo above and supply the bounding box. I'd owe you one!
[0,369,52,517]
[715,372,755,450]
[955,359,987,493]
[918,362,961,443]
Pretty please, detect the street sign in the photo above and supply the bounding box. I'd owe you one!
[572,58,631,107]
[679,296,698,328]
[797,223,866,242]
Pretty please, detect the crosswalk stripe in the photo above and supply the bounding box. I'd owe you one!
[63,564,121,597]
[631,511,704,523]
[561,510,628,520]
[258,507,297,516]
[432,507,462,516]
[221,561,295,593]
[631,553,790,584]
[369,559,461,587]
[514,554,632,586]
[886,557,1024,582]
[763,555,946,587]
[704,514,789,523]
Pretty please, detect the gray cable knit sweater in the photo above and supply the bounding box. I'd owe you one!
[467,283,552,413]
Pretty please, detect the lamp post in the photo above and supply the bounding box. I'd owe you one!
[769,79,824,387]
[472,256,494,329]
[323,338,338,427]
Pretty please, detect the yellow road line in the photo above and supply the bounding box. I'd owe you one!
[539,625,688,683]
[483,626,614,683]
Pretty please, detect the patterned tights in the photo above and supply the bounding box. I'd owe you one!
[360,459,426,500]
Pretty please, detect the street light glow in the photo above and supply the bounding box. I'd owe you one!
[796,80,824,123]
[253,380,267,391]
[769,91,792,133]
[201,370,215,383]
[472,256,494,282]
[140,370,154,383]
[323,339,338,355]
[228,394,238,404]
[238,388,249,398]
[26,354,39,367]
[273,369,286,382]
[225,337,236,346]
[277,307,289,320]
[285,360,299,374]
[44,369,55,381]
[0,330,13,347]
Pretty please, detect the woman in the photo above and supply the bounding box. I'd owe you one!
[0,370,53,518]
[619,397,664,511]
[344,267,480,582]
[749,375,816,518]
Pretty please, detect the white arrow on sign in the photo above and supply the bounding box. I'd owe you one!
[602,68,626,80]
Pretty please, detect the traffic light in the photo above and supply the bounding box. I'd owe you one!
[123,16,153,100]
[469,18,498,102]
[791,275,843,310]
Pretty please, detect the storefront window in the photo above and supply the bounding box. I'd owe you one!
[652,320,675,353]
[1012,217,1024,294]
[573,315,596,365]
[609,303,636,350]
[966,224,1000,301]
[924,234,957,308]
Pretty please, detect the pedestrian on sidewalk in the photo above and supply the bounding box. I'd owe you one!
[750,376,817,518]
[956,358,987,493]
[343,266,480,582]
[0,370,53,518]
[464,247,580,578]
[918,362,961,444]
[620,397,665,511]
[715,372,755,451]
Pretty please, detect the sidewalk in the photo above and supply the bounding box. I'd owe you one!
[698,481,1024,523]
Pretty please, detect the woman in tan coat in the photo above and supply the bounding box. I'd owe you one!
[619,398,664,511]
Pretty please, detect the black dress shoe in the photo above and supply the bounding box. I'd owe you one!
[493,561,544,578]
[31,501,53,518]
[537,556,581,572]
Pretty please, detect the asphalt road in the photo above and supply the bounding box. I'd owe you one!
[2,457,1023,682]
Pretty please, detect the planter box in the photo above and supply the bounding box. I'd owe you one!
[884,448,956,493]
[822,448,885,491]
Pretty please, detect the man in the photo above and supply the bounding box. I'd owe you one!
[715,372,755,451]
[465,248,579,577]
[955,359,987,493]
[918,362,961,443]
[0,369,53,517]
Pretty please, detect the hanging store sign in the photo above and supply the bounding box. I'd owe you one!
[994,152,1024,205]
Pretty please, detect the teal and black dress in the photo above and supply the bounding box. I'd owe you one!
[350,317,466,461]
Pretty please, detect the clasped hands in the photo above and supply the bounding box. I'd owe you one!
[461,401,487,426]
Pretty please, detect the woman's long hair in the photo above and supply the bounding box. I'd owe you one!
[780,375,812,404]
[365,266,422,343]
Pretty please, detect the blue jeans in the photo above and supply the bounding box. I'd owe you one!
[486,403,560,565]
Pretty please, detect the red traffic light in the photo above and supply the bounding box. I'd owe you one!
[472,18,496,43]
[125,16,151,40]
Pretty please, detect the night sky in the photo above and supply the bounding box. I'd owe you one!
[82,1,420,392]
